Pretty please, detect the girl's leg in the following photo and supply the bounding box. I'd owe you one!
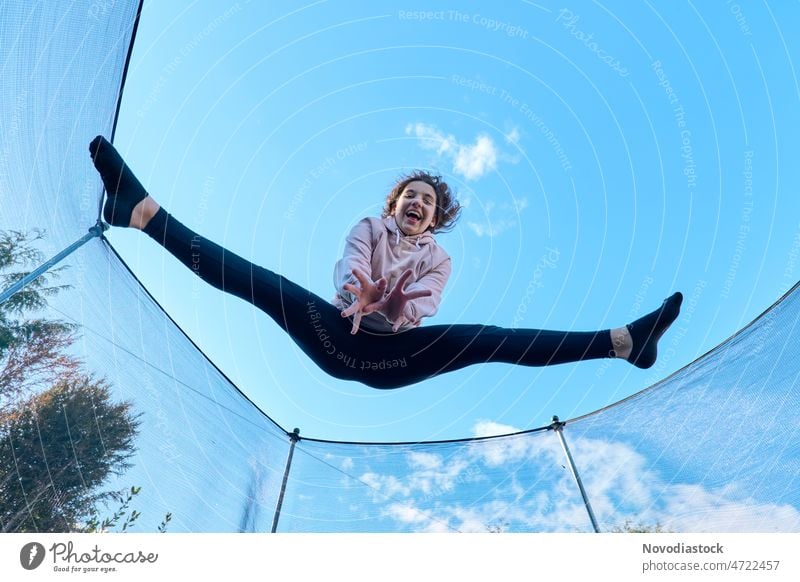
[355,292,682,389]
[143,209,373,381]
[89,136,360,380]
[140,208,619,391]
[347,324,614,388]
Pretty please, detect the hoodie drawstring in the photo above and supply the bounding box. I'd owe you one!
[392,218,425,248]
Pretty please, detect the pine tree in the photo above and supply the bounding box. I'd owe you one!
[0,229,139,532]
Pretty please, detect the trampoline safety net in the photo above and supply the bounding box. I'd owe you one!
[1,1,798,533]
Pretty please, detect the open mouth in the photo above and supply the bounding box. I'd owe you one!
[405,210,422,222]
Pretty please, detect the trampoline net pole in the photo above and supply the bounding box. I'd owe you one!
[271,428,300,533]
[0,222,107,307]
[550,415,600,533]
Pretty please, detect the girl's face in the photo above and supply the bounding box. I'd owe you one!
[393,180,437,236]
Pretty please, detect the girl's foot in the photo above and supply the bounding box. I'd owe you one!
[611,292,683,369]
[89,136,157,229]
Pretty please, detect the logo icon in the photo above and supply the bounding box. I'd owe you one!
[20,542,46,570]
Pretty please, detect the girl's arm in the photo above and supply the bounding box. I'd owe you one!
[333,218,374,304]
[366,257,450,331]
[336,218,395,334]
[334,218,451,332]
[398,257,451,325]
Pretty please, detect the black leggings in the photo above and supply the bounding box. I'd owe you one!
[144,209,615,389]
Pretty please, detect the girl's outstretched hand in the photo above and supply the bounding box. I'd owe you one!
[340,269,432,333]
[364,269,432,332]
[340,268,388,334]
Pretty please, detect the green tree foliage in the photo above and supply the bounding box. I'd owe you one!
[0,377,140,532]
[0,229,140,532]
[0,230,74,406]
[84,486,172,533]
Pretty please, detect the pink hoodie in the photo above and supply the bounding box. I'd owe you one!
[333,216,452,332]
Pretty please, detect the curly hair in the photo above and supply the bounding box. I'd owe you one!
[381,170,462,233]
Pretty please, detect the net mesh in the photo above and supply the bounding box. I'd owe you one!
[1,1,798,533]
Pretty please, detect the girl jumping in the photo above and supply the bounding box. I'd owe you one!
[89,136,682,390]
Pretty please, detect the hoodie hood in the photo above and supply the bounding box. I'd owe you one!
[382,215,435,249]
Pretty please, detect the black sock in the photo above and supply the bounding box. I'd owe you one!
[89,136,148,226]
[626,292,683,369]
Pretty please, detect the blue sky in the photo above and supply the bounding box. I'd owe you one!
[109,0,800,443]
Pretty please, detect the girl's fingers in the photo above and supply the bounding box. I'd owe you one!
[350,311,363,334]
[395,269,413,290]
[404,289,432,300]
[351,268,372,288]
[341,303,359,317]
[384,271,412,298]
[343,283,360,296]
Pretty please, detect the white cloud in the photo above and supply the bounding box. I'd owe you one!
[473,420,518,437]
[385,501,516,533]
[360,472,411,499]
[404,123,527,237]
[362,452,472,500]
[453,134,498,180]
[354,420,800,533]
[505,126,521,145]
[405,122,457,156]
[659,484,800,533]
[466,219,516,238]
[470,424,560,468]
[385,502,430,524]
[405,123,501,181]
[407,451,442,470]
[465,197,529,238]
[572,437,659,511]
